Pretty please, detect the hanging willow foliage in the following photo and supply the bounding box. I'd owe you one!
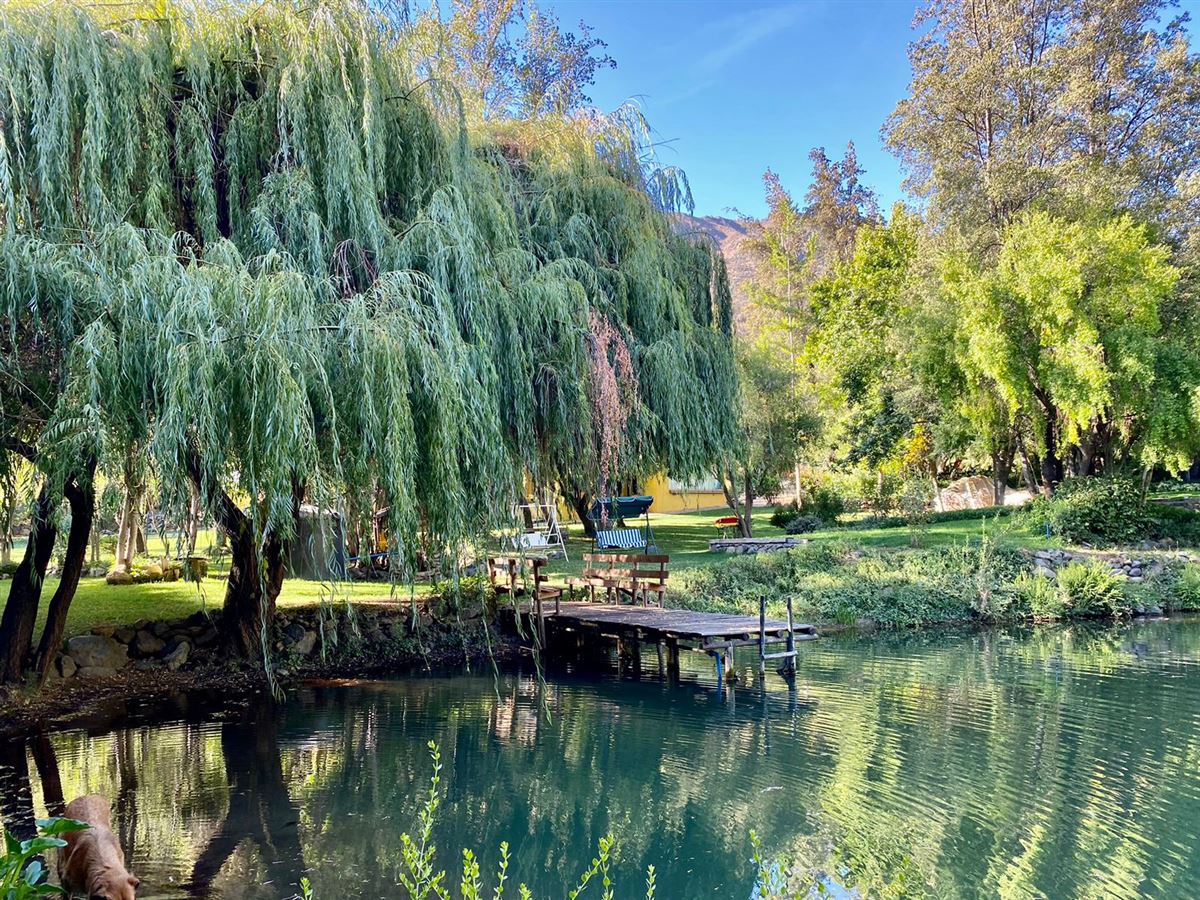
[0,0,738,656]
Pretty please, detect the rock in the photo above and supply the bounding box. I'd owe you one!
[195,626,219,649]
[937,475,998,511]
[1034,565,1056,579]
[76,666,118,679]
[151,620,172,638]
[91,625,116,638]
[106,570,134,585]
[294,631,318,656]
[134,629,166,656]
[113,627,136,645]
[1128,576,1145,583]
[67,634,128,670]
[1129,568,1142,578]
[163,640,190,671]
[57,654,76,679]
[1149,605,1164,616]
[283,622,306,644]
[88,566,107,578]
[131,658,162,671]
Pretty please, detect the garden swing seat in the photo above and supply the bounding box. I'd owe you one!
[588,495,655,553]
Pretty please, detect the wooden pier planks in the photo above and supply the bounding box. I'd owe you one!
[547,601,817,648]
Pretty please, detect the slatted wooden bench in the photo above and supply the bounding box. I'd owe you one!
[566,553,669,608]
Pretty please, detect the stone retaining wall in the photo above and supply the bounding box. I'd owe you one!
[709,537,810,555]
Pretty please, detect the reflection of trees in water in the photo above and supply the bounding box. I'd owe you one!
[189,696,304,899]
[3,619,1200,899]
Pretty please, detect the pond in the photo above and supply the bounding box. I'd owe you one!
[4,617,1200,899]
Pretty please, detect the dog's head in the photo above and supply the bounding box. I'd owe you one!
[89,868,139,900]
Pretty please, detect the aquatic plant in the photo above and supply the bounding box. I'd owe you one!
[0,817,88,898]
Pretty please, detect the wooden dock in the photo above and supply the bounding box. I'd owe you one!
[541,600,818,680]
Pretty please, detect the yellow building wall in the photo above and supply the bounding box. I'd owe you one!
[642,472,727,513]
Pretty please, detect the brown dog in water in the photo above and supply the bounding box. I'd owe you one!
[59,795,140,900]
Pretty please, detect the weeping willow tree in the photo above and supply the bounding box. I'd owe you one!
[0,0,738,676]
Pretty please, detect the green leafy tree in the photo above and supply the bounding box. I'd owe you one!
[0,0,736,677]
[954,211,1192,493]
[887,0,1200,237]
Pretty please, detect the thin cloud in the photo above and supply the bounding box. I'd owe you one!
[694,3,809,75]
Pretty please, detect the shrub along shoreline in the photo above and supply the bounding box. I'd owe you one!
[669,539,1200,628]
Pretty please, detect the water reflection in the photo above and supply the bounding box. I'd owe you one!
[4,618,1200,898]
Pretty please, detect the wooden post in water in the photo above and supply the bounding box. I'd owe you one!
[758,595,767,680]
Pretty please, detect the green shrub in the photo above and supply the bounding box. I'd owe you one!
[1148,504,1200,546]
[784,514,824,535]
[1014,571,1064,618]
[1168,562,1200,610]
[769,501,800,529]
[846,506,1018,531]
[1029,476,1150,545]
[1055,561,1128,617]
[0,561,18,577]
[804,483,845,524]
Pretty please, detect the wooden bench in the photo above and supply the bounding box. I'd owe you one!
[486,556,563,641]
[566,553,669,608]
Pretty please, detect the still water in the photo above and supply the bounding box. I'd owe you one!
[4,618,1200,899]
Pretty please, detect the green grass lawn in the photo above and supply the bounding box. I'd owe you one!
[5,505,1050,639]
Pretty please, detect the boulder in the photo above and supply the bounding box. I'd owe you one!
[937,475,996,511]
[195,626,219,649]
[283,622,306,644]
[57,654,77,679]
[113,627,136,645]
[294,631,318,656]
[151,620,172,638]
[163,640,190,671]
[106,570,134,586]
[134,630,166,656]
[132,658,162,671]
[88,566,107,578]
[91,625,116,638]
[143,563,164,581]
[76,666,118,679]
[67,635,128,670]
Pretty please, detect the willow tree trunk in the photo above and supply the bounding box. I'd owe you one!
[0,484,57,684]
[221,509,288,659]
[567,490,596,538]
[33,470,95,684]
[187,452,297,659]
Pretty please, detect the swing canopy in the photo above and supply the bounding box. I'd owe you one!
[589,495,654,521]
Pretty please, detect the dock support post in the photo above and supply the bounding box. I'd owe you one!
[655,641,664,675]
[666,639,680,684]
[713,649,724,683]
[758,594,767,680]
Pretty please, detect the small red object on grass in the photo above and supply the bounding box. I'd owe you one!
[714,516,740,528]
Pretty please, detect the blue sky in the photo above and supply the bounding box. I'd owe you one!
[545,0,1200,220]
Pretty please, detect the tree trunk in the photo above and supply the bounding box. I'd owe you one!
[32,468,95,685]
[991,440,1015,506]
[567,489,595,538]
[720,468,751,537]
[186,487,201,556]
[0,484,57,684]
[187,452,299,660]
[1015,430,1040,496]
[741,470,754,537]
[0,487,17,566]
[1040,415,1062,498]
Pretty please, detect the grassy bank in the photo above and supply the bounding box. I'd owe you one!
[6,501,1193,639]
[670,539,1200,628]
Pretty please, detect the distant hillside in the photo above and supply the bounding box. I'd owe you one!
[676,214,760,333]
